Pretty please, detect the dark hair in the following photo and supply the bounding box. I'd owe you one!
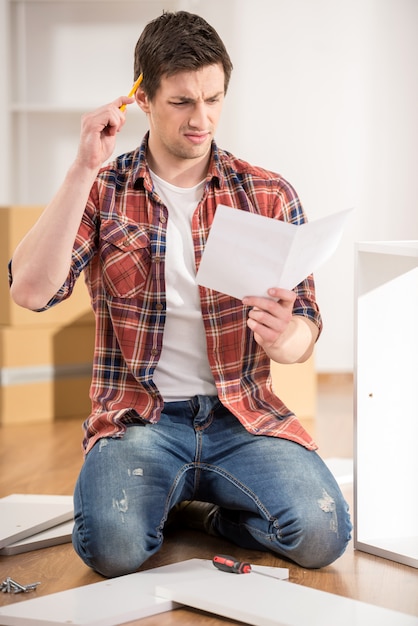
[134,11,233,100]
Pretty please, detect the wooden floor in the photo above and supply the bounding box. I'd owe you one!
[0,376,417,625]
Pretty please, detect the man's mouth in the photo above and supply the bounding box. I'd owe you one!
[184,132,210,145]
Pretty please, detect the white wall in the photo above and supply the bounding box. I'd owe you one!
[1,0,417,372]
[190,0,418,371]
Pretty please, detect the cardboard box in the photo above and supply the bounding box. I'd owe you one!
[0,324,94,368]
[270,355,317,426]
[0,206,95,423]
[0,324,94,424]
[0,206,92,327]
[0,377,91,425]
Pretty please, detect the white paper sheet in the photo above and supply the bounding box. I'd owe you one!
[196,205,352,300]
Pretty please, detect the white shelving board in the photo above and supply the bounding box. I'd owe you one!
[6,0,179,204]
[354,241,418,568]
[0,494,73,549]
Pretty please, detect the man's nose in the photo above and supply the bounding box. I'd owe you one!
[188,102,209,129]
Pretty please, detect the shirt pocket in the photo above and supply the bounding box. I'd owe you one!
[100,220,151,298]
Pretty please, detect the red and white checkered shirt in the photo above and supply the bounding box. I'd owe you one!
[36,135,322,454]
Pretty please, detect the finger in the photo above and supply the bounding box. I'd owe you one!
[267,287,296,303]
[247,306,290,333]
[243,297,293,319]
[247,319,278,344]
[242,288,296,310]
[117,95,136,112]
[91,98,133,129]
[100,100,133,134]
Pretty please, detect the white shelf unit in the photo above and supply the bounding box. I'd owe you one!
[354,241,418,568]
[6,0,178,205]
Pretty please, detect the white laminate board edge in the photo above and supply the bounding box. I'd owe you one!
[0,494,73,549]
[0,520,74,555]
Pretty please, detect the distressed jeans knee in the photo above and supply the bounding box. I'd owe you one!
[211,436,352,570]
[72,427,174,578]
[72,474,163,578]
[268,489,352,569]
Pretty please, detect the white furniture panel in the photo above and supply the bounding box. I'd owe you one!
[354,241,418,568]
[157,570,418,626]
[0,494,73,549]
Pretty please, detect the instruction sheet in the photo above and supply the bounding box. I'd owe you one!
[196,205,352,300]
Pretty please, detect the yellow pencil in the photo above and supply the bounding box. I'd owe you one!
[119,73,143,111]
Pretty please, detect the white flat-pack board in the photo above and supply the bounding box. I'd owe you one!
[156,566,418,626]
[0,519,73,555]
[0,494,73,549]
[0,560,196,626]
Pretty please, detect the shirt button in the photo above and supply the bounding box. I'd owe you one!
[155,303,163,311]
[150,349,159,356]
[159,214,167,223]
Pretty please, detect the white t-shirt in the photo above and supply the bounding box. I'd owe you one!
[150,170,217,401]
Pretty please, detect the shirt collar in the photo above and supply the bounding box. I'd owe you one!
[132,132,224,190]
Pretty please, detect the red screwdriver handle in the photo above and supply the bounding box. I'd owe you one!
[212,554,252,574]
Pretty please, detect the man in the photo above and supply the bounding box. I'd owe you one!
[9,11,351,578]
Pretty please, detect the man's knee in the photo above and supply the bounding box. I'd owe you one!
[72,519,161,578]
[271,497,352,569]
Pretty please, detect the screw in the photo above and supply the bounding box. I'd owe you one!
[0,577,40,593]
[23,581,41,591]
[8,578,28,593]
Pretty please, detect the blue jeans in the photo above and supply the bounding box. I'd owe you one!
[73,396,352,577]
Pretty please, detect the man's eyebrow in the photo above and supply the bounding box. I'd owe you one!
[206,91,224,100]
[170,96,195,102]
[170,92,224,102]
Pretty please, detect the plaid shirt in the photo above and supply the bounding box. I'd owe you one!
[32,135,322,454]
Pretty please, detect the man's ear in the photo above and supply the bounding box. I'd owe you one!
[135,87,150,113]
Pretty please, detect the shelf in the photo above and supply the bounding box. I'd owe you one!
[355,537,418,570]
[10,0,169,3]
[354,241,418,569]
[6,0,174,204]
[356,241,418,257]
[9,2,149,106]
[10,104,100,113]
[10,105,146,204]
[10,103,144,114]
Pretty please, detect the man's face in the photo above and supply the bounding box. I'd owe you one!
[137,64,225,165]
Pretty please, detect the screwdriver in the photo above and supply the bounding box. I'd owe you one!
[212,554,252,574]
[212,554,285,581]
